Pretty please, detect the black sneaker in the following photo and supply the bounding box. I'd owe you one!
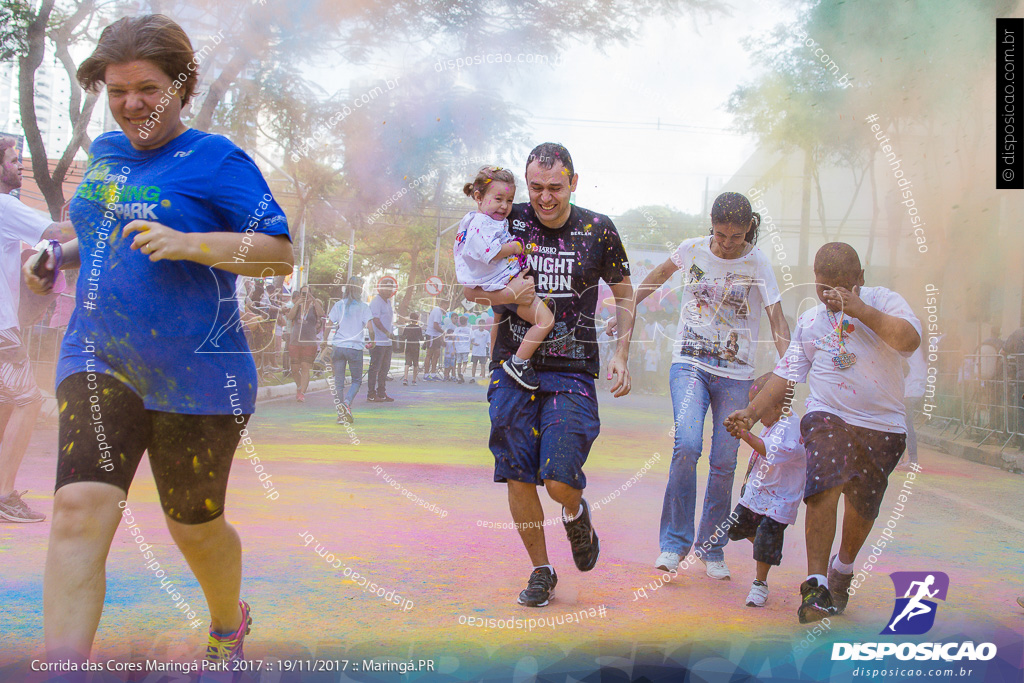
[378,394,395,403]
[337,403,353,424]
[798,577,836,624]
[367,395,378,402]
[503,358,540,391]
[563,499,600,572]
[517,567,557,607]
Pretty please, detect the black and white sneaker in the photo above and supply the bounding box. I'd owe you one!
[563,498,600,572]
[337,403,353,424]
[798,577,836,624]
[503,358,540,391]
[517,567,557,607]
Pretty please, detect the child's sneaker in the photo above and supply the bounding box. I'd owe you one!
[746,580,769,607]
[503,357,540,390]
[206,600,251,664]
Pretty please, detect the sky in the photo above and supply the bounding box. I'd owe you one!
[302,0,800,216]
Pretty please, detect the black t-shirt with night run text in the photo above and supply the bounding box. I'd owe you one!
[490,203,630,377]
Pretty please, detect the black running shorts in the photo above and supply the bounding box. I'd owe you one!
[55,372,249,524]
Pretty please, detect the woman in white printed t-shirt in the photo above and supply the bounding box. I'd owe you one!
[632,192,791,580]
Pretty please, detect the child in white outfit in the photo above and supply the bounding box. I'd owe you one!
[454,166,553,390]
[729,373,807,608]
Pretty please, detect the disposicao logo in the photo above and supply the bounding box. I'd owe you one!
[882,571,948,635]
[831,570,997,663]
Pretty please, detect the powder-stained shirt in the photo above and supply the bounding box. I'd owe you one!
[738,414,806,525]
[454,211,522,291]
[59,129,290,414]
[670,236,781,381]
[774,286,922,433]
[492,203,630,378]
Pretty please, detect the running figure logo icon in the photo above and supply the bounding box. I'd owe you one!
[881,571,949,635]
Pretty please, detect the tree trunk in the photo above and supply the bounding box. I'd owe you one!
[18,0,61,218]
[193,41,261,131]
[799,147,813,276]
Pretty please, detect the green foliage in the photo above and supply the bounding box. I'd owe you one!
[0,0,33,61]
[616,205,703,248]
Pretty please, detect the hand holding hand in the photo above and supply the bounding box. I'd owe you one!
[724,408,756,439]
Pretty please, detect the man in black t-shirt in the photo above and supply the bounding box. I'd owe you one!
[465,143,635,607]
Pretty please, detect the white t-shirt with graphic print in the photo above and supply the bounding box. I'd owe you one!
[773,286,922,433]
[670,236,781,380]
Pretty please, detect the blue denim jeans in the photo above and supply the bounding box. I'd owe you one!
[660,363,753,561]
[331,346,363,406]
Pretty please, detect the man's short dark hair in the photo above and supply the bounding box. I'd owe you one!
[526,142,574,178]
[814,242,862,283]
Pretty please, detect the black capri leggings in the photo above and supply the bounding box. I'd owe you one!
[55,372,249,524]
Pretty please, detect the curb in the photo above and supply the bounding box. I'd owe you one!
[256,379,332,403]
[917,426,1024,472]
[37,378,335,425]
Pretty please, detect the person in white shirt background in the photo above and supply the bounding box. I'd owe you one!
[367,276,396,402]
[454,314,472,383]
[0,135,74,523]
[325,276,371,424]
[470,319,491,379]
[423,301,446,381]
[900,342,928,468]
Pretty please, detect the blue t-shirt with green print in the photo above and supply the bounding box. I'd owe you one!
[59,128,290,414]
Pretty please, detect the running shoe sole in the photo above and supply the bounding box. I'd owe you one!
[0,509,46,523]
[502,362,539,391]
[517,589,553,608]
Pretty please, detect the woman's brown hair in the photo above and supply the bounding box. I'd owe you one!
[462,166,516,199]
[77,14,198,105]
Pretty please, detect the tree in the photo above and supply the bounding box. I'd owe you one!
[798,0,1019,325]
[615,205,703,248]
[727,18,865,269]
[5,0,116,218]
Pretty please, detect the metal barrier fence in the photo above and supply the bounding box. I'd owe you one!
[926,352,1024,452]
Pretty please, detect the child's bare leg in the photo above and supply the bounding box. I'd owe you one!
[513,297,555,361]
[755,561,771,583]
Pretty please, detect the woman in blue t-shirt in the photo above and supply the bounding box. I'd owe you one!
[24,14,292,665]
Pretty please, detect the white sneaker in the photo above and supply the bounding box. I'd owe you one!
[699,556,731,580]
[746,581,769,607]
[655,552,681,572]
